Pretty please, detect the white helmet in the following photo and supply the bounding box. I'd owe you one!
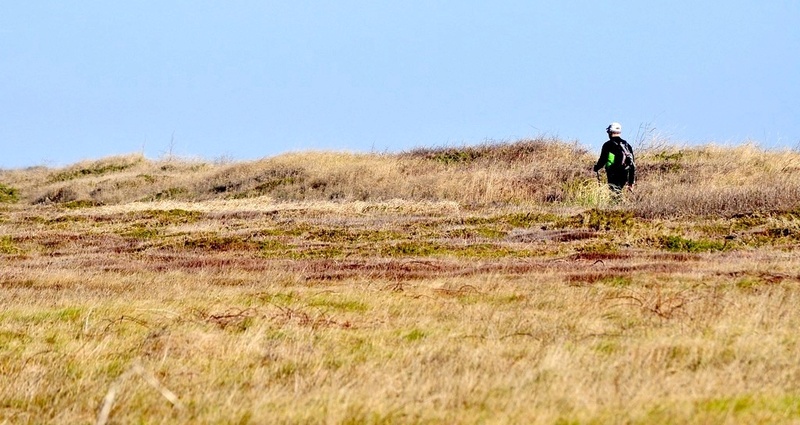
[606,122,622,134]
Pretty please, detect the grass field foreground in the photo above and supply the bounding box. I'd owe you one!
[2,139,800,423]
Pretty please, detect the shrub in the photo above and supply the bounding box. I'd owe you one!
[48,155,144,182]
[0,184,19,203]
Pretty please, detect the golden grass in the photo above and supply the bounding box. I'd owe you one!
[4,138,800,217]
[2,139,800,423]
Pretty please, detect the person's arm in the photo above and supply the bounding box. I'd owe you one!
[593,143,609,172]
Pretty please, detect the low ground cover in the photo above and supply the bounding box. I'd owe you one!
[2,140,800,423]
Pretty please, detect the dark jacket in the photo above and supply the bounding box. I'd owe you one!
[594,136,636,186]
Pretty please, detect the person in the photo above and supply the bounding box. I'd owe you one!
[593,122,636,194]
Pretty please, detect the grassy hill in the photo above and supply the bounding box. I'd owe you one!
[4,137,800,216]
[3,138,800,424]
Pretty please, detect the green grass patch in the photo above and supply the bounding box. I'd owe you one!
[56,306,83,322]
[120,224,161,239]
[403,328,427,342]
[229,178,301,199]
[659,235,727,252]
[11,308,81,325]
[474,226,507,239]
[0,183,19,203]
[443,226,507,240]
[258,240,294,258]
[559,209,635,231]
[0,328,32,348]
[305,228,403,244]
[62,200,102,209]
[137,174,158,184]
[256,223,314,238]
[144,187,189,201]
[214,166,305,198]
[593,340,621,356]
[599,276,634,287]
[380,241,524,258]
[382,241,442,257]
[695,395,757,415]
[0,236,20,254]
[381,238,534,258]
[308,296,368,313]
[735,277,765,291]
[483,212,560,228]
[256,292,299,306]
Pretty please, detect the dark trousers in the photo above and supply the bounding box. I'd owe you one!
[607,171,628,194]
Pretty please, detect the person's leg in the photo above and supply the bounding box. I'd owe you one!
[607,172,626,195]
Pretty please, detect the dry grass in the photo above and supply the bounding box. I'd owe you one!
[2,139,800,423]
[4,138,800,217]
[631,143,800,217]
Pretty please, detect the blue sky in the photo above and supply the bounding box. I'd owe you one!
[2,1,799,168]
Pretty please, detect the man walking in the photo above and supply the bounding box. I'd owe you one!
[593,122,636,194]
